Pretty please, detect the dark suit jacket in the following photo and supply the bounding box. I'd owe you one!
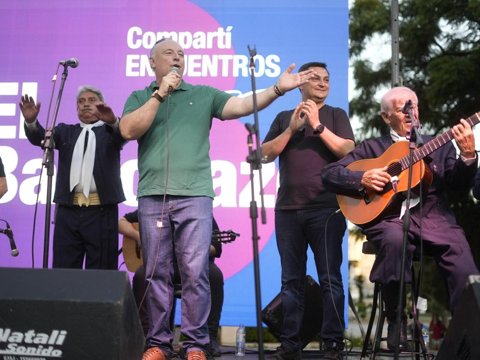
[25,121,126,205]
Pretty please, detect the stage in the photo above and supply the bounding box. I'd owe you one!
[206,344,436,359]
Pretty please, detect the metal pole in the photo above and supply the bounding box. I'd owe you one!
[391,0,401,86]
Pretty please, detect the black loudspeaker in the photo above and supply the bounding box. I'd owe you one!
[262,275,323,348]
[0,268,144,360]
[437,275,480,360]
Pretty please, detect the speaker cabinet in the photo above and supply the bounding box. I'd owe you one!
[262,275,323,348]
[437,275,480,360]
[0,267,144,360]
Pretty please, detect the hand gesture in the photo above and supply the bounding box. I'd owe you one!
[275,63,315,94]
[299,99,320,128]
[19,95,41,123]
[289,104,306,132]
[93,103,117,124]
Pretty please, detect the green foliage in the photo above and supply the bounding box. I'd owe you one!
[350,0,480,138]
[245,327,278,343]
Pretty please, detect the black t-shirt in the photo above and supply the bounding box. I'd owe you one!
[263,104,354,210]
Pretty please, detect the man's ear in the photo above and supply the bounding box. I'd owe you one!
[381,111,390,125]
[149,57,155,69]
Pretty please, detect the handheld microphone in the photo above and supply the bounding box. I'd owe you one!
[1,222,19,257]
[168,66,180,94]
[59,58,79,68]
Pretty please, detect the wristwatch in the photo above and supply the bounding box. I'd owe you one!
[313,123,325,135]
[151,90,165,103]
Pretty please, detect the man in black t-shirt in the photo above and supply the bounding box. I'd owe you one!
[261,62,355,360]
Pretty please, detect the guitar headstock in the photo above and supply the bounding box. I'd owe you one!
[212,230,240,244]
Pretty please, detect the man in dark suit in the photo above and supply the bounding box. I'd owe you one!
[20,85,125,269]
[322,86,479,351]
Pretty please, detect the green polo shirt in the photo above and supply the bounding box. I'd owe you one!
[123,81,232,198]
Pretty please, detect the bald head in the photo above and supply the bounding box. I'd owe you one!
[380,86,419,137]
[149,38,185,80]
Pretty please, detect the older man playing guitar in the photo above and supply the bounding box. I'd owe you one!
[321,86,480,352]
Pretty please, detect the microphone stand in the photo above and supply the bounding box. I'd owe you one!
[394,101,426,360]
[41,64,71,268]
[245,45,266,360]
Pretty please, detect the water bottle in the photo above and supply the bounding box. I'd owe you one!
[235,324,246,357]
[421,323,430,349]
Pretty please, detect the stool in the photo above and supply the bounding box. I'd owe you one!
[360,241,430,360]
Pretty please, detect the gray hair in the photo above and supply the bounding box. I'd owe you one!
[77,85,104,102]
[380,86,417,114]
[149,37,175,58]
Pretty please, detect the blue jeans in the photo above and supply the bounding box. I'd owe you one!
[138,195,212,355]
[275,208,346,351]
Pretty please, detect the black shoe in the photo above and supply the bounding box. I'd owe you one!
[267,346,302,360]
[206,340,221,357]
[321,349,343,359]
[387,318,409,351]
[321,342,344,360]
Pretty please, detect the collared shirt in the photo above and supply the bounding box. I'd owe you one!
[123,81,232,198]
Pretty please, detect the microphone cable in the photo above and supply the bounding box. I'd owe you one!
[26,63,65,268]
[138,89,173,314]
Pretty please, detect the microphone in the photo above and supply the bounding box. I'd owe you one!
[59,58,79,68]
[0,222,19,257]
[401,99,412,115]
[402,99,424,145]
[168,66,180,94]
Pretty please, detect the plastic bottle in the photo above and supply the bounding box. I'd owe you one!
[421,323,430,349]
[235,324,246,357]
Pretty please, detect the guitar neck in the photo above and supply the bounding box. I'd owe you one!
[399,112,480,171]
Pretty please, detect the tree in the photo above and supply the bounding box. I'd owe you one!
[349,0,480,312]
[350,0,480,137]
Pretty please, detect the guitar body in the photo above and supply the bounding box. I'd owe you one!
[337,141,431,225]
[122,226,239,273]
[122,223,143,273]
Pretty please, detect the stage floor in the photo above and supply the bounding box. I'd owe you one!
[206,345,436,360]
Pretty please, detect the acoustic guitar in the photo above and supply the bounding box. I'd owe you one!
[122,225,239,273]
[337,112,480,226]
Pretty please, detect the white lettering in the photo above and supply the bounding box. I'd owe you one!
[19,158,53,205]
[0,146,279,210]
[126,26,235,51]
[0,146,18,203]
[238,161,277,208]
[120,159,139,207]
[126,26,143,49]
[125,53,281,78]
[212,160,237,207]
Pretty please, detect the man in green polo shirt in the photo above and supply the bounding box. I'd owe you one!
[120,38,315,360]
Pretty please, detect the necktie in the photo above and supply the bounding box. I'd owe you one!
[69,121,104,198]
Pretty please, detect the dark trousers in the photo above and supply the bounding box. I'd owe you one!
[363,211,479,311]
[275,208,346,351]
[52,204,119,269]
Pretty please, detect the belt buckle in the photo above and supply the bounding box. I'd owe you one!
[76,194,90,207]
